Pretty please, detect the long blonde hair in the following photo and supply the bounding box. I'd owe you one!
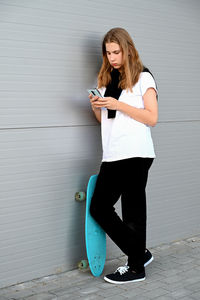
[98,28,143,91]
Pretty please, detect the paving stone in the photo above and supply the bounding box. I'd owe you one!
[128,294,153,300]
[24,293,57,300]
[159,268,182,277]
[146,272,166,282]
[153,296,174,300]
[80,296,105,300]
[106,295,126,300]
[184,275,200,286]
[31,282,64,294]
[181,269,200,281]
[77,286,100,295]
[50,286,80,297]
[0,288,35,300]
[159,281,184,293]
[171,289,194,300]
[74,278,97,288]
[94,281,119,290]
[185,281,200,292]
[142,287,169,299]
[97,286,123,297]
[1,234,200,300]
[51,293,81,300]
[194,265,200,271]
[0,296,9,300]
[120,286,146,298]
[171,256,194,265]
[0,288,15,297]
[161,274,184,284]
[170,288,193,299]
[141,280,168,291]
[0,284,35,297]
[190,292,200,300]
[176,262,197,272]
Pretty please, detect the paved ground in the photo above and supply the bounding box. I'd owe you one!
[0,234,200,300]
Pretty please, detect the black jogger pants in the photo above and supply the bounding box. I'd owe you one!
[90,157,153,273]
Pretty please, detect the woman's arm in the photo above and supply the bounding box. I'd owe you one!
[93,88,158,127]
[92,107,101,123]
[118,88,158,126]
[89,95,101,123]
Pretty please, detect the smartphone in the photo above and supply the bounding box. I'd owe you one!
[87,88,102,98]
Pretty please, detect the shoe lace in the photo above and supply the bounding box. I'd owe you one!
[115,265,129,275]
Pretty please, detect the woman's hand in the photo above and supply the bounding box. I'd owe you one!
[89,94,101,111]
[89,94,101,122]
[91,97,119,110]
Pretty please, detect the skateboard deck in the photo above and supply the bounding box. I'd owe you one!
[85,175,106,277]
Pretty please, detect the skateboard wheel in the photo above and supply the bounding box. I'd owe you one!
[75,192,86,202]
[78,259,89,270]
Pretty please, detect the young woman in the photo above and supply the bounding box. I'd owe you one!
[89,28,158,284]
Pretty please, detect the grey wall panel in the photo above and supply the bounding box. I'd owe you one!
[147,121,200,246]
[0,0,200,128]
[0,0,200,288]
[0,126,102,287]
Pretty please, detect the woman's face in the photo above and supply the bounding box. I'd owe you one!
[105,42,123,69]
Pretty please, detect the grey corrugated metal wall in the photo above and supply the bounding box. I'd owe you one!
[0,0,200,288]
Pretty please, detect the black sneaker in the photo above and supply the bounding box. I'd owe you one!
[125,249,154,268]
[104,266,145,284]
[144,249,154,267]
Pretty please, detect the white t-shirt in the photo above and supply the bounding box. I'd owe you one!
[98,72,158,162]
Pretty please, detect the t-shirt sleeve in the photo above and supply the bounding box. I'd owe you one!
[140,72,158,96]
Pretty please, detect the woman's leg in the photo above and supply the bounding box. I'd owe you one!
[90,160,136,255]
[121,158,154,272]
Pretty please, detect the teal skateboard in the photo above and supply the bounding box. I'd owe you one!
[76,175,106,276]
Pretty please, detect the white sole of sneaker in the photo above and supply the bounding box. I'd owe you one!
[144,255,154,267]
[104,276,146,284]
